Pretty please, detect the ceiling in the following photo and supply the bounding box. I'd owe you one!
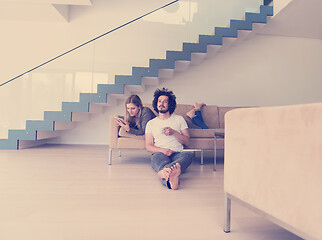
[0,0,321,40]
[0,0,92,22]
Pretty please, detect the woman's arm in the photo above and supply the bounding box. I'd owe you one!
[127,108,155,136]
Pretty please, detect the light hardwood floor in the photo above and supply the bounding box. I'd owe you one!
[0,144,303,240]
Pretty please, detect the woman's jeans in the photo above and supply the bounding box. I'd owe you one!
[191,109,208,129]
[151,151,194,188]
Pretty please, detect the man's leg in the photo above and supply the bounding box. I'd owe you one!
[169,151,194,173]
[151,152,172,187]
[168,163,181,190]
[167,152,194,189]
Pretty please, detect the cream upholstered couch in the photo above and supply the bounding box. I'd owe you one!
[223,103,322,240]
[109,104,246,168]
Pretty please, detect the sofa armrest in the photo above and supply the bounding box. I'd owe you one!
[224,103,322,240]
[109,114,122,149]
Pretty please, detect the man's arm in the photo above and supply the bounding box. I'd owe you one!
[145,133,174,156]
[163,127,190,147]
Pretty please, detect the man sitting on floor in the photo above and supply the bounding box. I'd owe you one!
[145,88,194,190]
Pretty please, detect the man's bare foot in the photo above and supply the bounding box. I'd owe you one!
[186,108,196,119]
[193,102,206,109]
[169,163,181,190]
[157,168,171,181]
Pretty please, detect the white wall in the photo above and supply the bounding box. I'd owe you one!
[0,0,259,85]
[1,0,321,145]
[0,0,261,138]
[162,35,322,107]
[55,34,322,145]
[0,0,170,138]
[0,0,171,84]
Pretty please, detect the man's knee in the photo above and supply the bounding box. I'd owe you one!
[151,152,170,165]
[181,152,194,162]
[174,152,193,168]
[151,152,170,172]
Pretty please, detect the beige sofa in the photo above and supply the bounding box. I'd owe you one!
[224,103,322,240]
[109,104,247,169]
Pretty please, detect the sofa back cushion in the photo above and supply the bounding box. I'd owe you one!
[174,104,200,129]
[119,127,145,140]
[176,105,220,129]
[219,106,256,128]
[143,104,158,116]
[143,104,220,129]
[219,107,238,129]
[200,105,219,129]
[143,104,198,128]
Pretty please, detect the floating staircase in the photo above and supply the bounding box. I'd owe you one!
[0,5,273,150]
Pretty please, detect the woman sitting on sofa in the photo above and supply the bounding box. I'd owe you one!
[115,94,156,136]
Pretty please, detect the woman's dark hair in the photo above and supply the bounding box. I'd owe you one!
[152,88,176,114]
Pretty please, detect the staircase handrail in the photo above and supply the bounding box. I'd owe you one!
[0,0,179,88]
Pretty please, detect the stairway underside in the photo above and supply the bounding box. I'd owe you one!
[0,5,273,150]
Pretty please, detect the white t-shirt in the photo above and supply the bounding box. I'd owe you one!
[145,114,188,152]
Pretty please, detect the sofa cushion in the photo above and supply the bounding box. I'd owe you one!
[200,105,220,129]
[143,104,158,116]
[219,106,255,128]
[142,104,220,129]
[174,104,200,129]
[143,104,201,129]
[117,137,145,149]
[219,107,238,129]
[118,127,145,140]
[174,104,220,129]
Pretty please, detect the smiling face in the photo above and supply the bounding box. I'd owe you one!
[157,95,169,114]
[126,103,140,117]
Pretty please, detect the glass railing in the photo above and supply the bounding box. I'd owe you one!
[0,0,263,139]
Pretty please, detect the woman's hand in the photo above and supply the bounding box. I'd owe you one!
[115,119,130,132]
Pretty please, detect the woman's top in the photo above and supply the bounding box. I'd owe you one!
[127,107,156,136]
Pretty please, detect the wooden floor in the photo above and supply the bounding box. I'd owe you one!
[0,144,303,240]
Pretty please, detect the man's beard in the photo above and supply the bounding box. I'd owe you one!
[158,105,169,114]
[159,109,169,114]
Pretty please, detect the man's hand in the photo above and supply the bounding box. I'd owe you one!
[161,148,174,156]
[163,127,175,136]
[163,127,190,147]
